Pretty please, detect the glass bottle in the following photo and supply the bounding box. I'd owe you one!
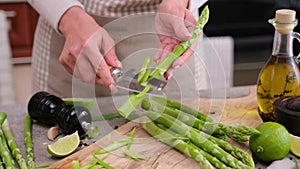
[257,9,300,122]
[28,91,92,136]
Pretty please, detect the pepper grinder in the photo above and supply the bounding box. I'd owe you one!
[27,91,92,136]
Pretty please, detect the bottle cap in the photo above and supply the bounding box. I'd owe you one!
[274,9,297,34]
[276,9,296,23]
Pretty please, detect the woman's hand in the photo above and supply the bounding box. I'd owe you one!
[58,7,121,93]
[155,0,197,80]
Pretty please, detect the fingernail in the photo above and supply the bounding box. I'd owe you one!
[109,83,118,94]
[166,73,172,80]
[183,31,192,39]
[174,65,181,69]
[115,60,122,68]
[174,59,184,69]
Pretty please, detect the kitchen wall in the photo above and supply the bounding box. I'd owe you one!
[12,63,31,104]
[0,5,32,105]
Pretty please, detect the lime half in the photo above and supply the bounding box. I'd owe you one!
[290,134,300,157]
[47,131,80,157]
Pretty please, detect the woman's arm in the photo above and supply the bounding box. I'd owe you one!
[27,1,121,93]
[26,0,84,33]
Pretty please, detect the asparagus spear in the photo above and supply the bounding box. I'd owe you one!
[0,158,4,169]
[140,118,215,169]
[0,112,16,169]
[142,97,260,142]
[222,125,260,142]
[149,5,209,80]
[0,133,16,169]
[117,85,152,118]
[142,98,220,132]
[24,113,35,169]
[199,127,255,168]
[2,119,28,169]
[148,96,214,122]
[137,56,152,84]
[149,121,231,169]
[0,113,10,153]
[146,111,254,169]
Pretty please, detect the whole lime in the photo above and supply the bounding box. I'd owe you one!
[249,122,291,163]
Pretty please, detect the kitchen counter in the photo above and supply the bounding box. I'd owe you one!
[0,86,299,168]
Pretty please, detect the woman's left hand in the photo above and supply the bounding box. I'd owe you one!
[154,0,197,80]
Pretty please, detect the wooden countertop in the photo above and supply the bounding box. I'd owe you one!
[51,87,263,168]
[1,86,299,169]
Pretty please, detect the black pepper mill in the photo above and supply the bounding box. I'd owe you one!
[27,91,92,136]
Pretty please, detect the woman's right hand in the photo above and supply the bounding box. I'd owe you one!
[58,6,122,93]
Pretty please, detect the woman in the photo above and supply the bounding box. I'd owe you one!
[26,0,206,98]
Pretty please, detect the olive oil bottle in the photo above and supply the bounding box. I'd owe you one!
[257,9,300,122]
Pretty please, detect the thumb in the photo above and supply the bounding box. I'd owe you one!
[104,47,122,68]
[173,9,197,41]
[173,20,191,41]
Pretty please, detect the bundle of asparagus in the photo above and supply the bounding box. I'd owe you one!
[140,97,259,169]
[0,112,34,169]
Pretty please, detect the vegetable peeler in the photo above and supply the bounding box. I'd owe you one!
[111,68,167,95]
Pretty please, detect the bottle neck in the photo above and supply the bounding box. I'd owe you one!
[272,30,294,57]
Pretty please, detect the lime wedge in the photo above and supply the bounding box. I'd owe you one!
[47,131,80,157]
[290,134,300,157]
[63,98,94,110]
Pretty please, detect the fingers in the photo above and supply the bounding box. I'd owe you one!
[173,9,197,41]
[154,37,178,63]
[154,43,177,63]
[59,41,77,75]
[153,43,167,62]
[94,58,118,94]
[164,40,197,80]
[173,18,191,41]
[184,9,197,32]
[86,29,118,93]
[103,46,122,68]
[76,49,118,94]
[59,28,120,94]
[99,29,122,68]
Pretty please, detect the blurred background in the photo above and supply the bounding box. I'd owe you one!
[0,0,299,104]
[202,0,300,86]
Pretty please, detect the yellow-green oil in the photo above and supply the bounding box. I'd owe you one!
[257,54,300,122]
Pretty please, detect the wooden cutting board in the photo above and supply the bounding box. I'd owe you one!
[50,87,262,169]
